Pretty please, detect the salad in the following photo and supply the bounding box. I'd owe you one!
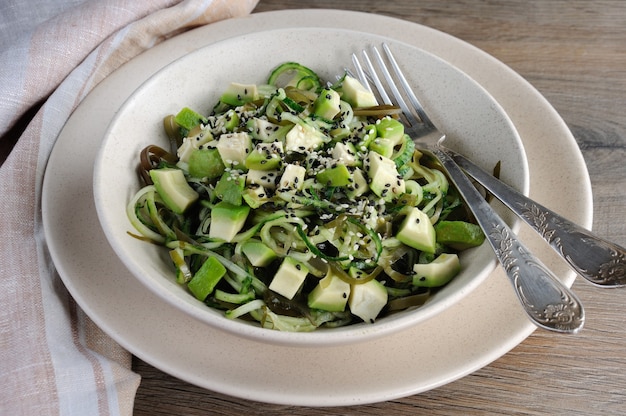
[127,62,485,331]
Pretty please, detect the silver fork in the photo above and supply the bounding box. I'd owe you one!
[353,44,585,333]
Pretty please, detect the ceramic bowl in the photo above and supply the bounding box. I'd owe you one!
[93,28,528,347]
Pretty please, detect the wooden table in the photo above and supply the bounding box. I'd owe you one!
[132,1,626,414]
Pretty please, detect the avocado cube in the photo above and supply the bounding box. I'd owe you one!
[346,167,369,198]
[375,117,404,143]
[434,220,486,250]
[308,269,351,312]
[242,185,270,209]
[221,109,240,132]
[341,76,377,108]
[331,142,359,166]
[220,82,259,106]
[269,257,309,300]
[412,253,461,287]
[214,171,245,206]
[368,137,396,158]
[245,141,283,170]
[149,168,198,214]
[188,148,225,179]
[177,128,214,163]
[241,240,277,267]
[396,207,437,254]
[355,124,377,152]
[284,123,325,153]
[187,256,227,301]
[316,163,351,187]
[348,279,388,323]
[313,88,341,120]
[174,107,207,131]
[216,132,252,168]
[208,201,250,242]
[366,152,405,202]
[246,169,280,189]
[246,117,290,142]
[278,164,306,191]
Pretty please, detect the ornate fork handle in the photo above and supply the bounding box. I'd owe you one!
[429,145,585,333]
[447,149,626,287]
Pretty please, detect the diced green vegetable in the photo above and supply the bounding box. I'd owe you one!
[220,82,259,106]
[208,201,250,242]
[316,163,351,187]
[214,171,245,206]
[245,142,283,170]
[375,117,404,142]
[413,253,461,287]
[313,88,341,120]
[308,268,351,312]
[188,148,225,179]
[340,75,377,108]
[434,220,486,250]
[241,240,277,267]
[396,207,437,254]
[348,279,388,323]
[284,122,326,153]
[174,107,207,131]
[366,152,405,202]
[149,168,198,214]
[187,256,227,300]
[216,132,252,168]
[269,257,310,300]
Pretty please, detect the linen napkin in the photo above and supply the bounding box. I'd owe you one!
[0,1,259,415]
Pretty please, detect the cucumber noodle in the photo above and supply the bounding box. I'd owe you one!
[126,62,484,331]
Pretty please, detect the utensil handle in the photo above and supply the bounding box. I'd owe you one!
[430,146,585,333]
[447,148,626,288]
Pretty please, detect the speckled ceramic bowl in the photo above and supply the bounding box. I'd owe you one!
[93,28,528,347]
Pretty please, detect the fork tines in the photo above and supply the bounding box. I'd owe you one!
[351,44,433,128]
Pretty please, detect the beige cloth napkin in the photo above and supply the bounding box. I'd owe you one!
[0,1,258,414]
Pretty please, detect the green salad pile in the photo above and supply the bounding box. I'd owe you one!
[127,62,485,331]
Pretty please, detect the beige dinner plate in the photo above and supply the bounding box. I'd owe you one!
[42,9,592,406]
